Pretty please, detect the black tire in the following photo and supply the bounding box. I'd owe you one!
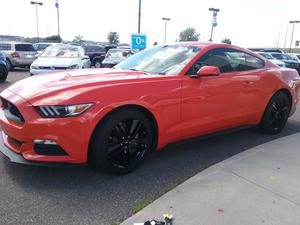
[6,59,13,71]
[0,64,8,83]
[88,108,155,175]
[93,59,102,68]
[259,91,291,134]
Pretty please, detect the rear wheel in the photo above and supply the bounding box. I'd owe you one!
[259,91,291,134]
[6,59,13,71]
[88,108,154,174]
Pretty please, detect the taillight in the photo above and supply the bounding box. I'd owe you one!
[11,52,20,58]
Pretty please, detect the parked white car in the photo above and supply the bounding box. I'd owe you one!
[30,44,91,75]
[256,52,285,67]
[287,53,300,62]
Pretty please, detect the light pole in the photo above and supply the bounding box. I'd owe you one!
[283,23,290,48]
[162,17,171,43]
[208,8,220,42]
[289,20,300,53]
[30,1,43,42]
[138,0,141,33]
[55,0,60,38]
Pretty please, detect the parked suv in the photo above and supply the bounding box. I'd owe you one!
[0,51,8,82]
[0,42,37,71]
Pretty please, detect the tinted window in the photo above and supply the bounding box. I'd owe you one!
[0,43,11,50]
[15,44,35,51]
[188,48,264,74]
[85,46,105,52]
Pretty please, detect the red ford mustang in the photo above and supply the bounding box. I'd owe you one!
[0,42,299,174]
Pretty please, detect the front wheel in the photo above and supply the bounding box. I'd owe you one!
[88,108,154,175]
[259,91,291,134]
[93,59,102,68]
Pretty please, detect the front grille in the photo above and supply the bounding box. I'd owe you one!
[1,98,25,124]
[39,66,67,70]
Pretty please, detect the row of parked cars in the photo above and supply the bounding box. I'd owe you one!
[0,41,137,76]
[250,48,300,73]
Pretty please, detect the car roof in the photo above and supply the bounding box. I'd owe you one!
[0,42,33,45]
[35,42,57,45]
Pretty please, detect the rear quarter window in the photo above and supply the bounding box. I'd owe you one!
[15,44,35,52]
[0,43,11,51]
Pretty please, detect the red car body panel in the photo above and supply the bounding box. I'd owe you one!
[0,42,299,164]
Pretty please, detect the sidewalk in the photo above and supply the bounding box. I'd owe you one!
[121,133,300,225]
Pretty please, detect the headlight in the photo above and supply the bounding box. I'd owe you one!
[35,103,93,118]
[68,64,80,69]
[31,64,39,70]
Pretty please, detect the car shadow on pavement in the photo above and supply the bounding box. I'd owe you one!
[1,120,300,224]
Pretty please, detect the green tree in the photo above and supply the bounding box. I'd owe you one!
[179,27,200,42]
[73,35,84,43]
[221,38,232,44]
[107,32,120,45]
[45,35,62,42]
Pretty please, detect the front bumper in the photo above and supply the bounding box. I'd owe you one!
[30,68,65,75]
[0,89,94,165]
[0,133,86,167]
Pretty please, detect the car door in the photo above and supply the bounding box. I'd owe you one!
[180,48,264,139]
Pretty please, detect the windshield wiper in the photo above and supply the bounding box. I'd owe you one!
[127,68,151,75]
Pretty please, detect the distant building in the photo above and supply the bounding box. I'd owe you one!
[0,35,25,42]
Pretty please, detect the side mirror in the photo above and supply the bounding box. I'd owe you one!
[82,55,90,60]
[190,66,220,78]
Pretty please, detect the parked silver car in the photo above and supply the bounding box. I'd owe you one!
[0,42,37,71]
[30,44,91,75]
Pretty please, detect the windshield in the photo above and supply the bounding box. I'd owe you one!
[115,45,200,75]
[41,45,81,58]
[106,49,127,58]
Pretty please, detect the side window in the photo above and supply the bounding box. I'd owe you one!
[187,48,265,75]
[224,51,264,71]
[245,53,264,69]
[187,49,233,74]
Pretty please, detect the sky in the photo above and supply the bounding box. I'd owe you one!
[1,0,300,48]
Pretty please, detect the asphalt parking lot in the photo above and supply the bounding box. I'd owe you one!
[1,69,300,225]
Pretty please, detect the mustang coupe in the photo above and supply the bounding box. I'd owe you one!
[0,42,299,174]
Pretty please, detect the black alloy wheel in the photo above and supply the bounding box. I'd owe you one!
[106,119,149,169]
[259,91,291,134]
[89,108,154,174]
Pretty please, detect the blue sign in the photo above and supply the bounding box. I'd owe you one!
[131,34,147,51]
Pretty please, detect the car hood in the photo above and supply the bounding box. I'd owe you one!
[33,57,80,67]
[5,69,153,105]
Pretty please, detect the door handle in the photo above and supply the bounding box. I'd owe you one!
[243,81,254,86]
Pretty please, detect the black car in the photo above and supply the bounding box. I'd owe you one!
[270,52,300,73]
[0,51,8,82]
[83,45,108,68]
